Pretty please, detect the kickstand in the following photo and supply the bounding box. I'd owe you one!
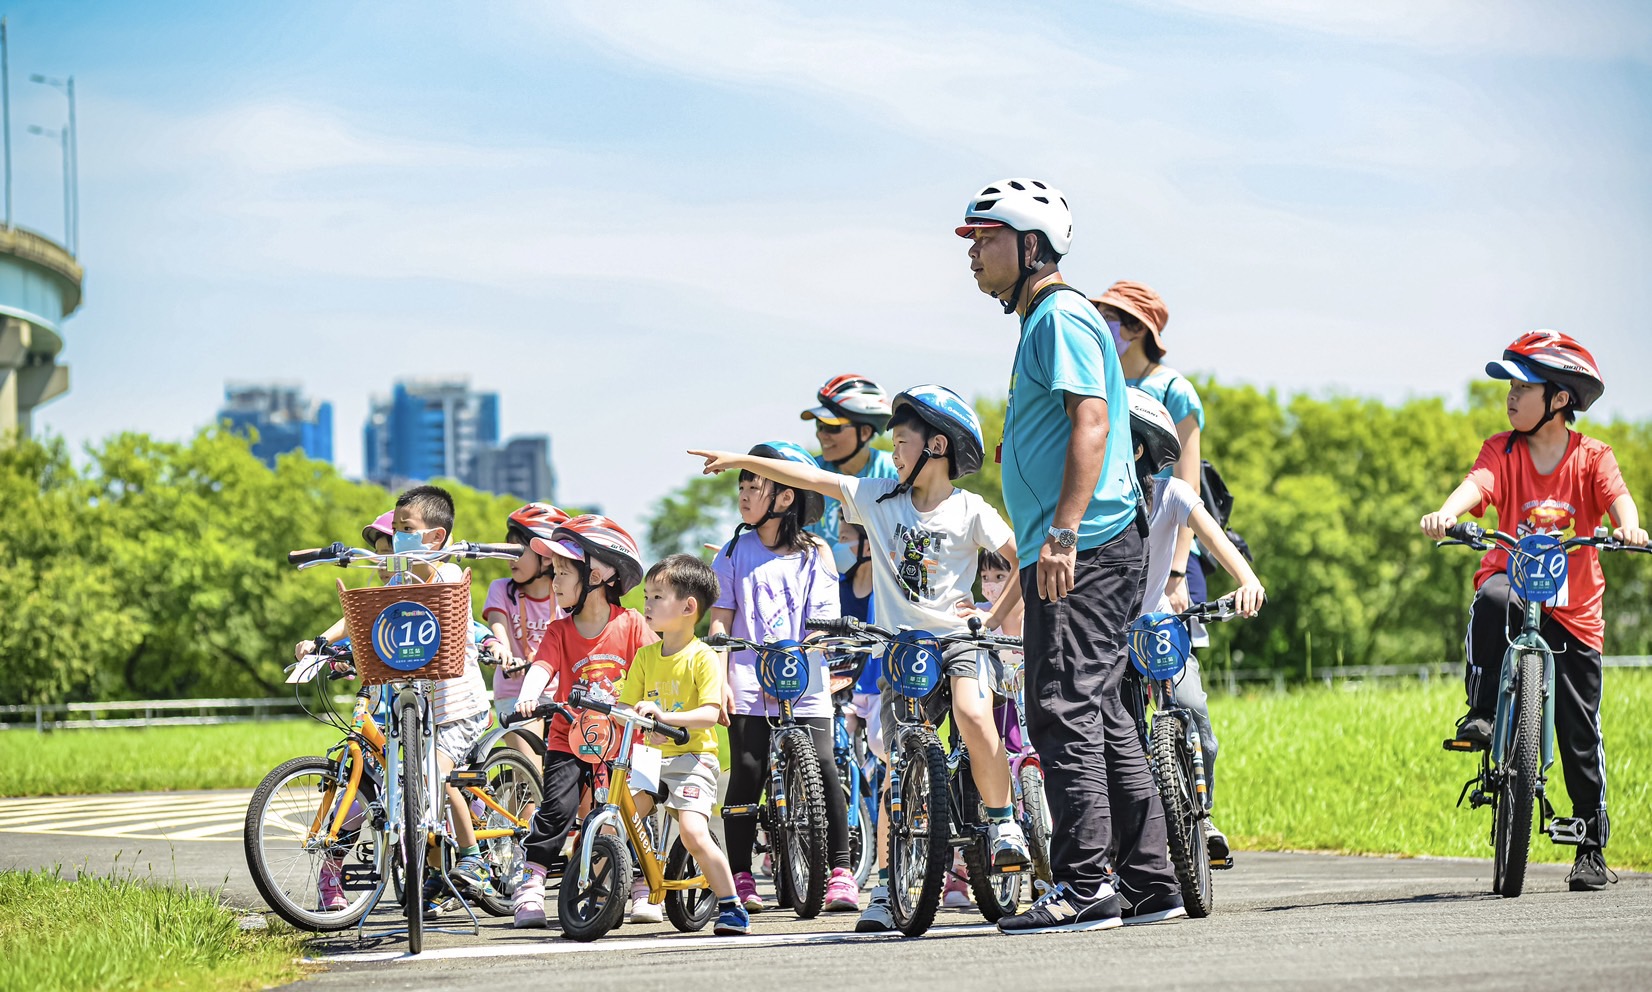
[1455,775,1478,808]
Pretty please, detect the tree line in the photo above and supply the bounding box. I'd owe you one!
[4,380,1650,705]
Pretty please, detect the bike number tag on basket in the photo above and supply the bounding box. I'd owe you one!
[371,602,442,672]
[757,641,811,703]
[1508,534,1567,604]
[888,631,942,699]
[1128,613,1191,681]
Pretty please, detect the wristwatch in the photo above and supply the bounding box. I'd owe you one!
[1047,526,1078,548]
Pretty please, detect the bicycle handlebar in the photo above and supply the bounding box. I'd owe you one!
[1439,522,1651,556]
[499,699,575,729]
[286,541,526,569]
[1176,595,1241,625]
[565,687,691,746]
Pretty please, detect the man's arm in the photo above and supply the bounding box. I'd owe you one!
[1038,392,1108,601]
[690,450,850,502]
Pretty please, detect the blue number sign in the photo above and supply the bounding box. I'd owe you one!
[757,640,811,703]
[887,630,943,699]
[371,602,442,672]
[1508,534,1567,603]
[1129,613,1192,681]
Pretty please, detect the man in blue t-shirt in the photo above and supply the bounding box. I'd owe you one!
[956,177,1183,936]
[800,374,898,564]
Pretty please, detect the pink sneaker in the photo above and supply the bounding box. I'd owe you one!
[824,868,859,912]
[942,865,971,909]
[317,859,347,912]
[735,871,765,913]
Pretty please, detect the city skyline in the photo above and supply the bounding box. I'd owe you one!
[15,0,1651,529]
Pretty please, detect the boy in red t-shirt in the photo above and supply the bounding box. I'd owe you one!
[1421,331,1648,890]
[508,515,657,930]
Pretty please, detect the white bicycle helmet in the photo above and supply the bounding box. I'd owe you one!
[1128,388,1182,475]
[955,178,1073,256]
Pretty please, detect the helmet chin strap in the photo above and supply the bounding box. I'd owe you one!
[992,233,1048,315]
[725,489,787,557]
[826,424,870,468]
[877,446,938,503]
[1506,381,1564,454]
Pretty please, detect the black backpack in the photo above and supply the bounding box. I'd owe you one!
[1200,459,1234,528]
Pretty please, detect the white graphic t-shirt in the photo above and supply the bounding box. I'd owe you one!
[840,477,1014,637]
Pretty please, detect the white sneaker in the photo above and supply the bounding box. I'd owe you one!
[855,885,895,933]
[988,821,1031,868]
[629,877,663,924]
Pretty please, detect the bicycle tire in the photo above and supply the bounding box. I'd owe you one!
[243,754,381,932]
[1153,715,1213,918]
[887,729,949,937]
[664,836,719,932]
[779,729,829,919]
[847,784,877,888]
[958,753,1021,921]
[558,833,630,941]
[400,701,425,954]
[1493,651,1541,898]
[1018,764,1053,887]
[467,748,542,917]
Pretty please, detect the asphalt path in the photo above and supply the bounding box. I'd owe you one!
[2,790,1648,992]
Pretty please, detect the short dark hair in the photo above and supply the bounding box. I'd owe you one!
[889,406,958,476]
[396,485,455,545]
[646,554,719,620]
[1114,310,1164,362]
[978,548,1011,574]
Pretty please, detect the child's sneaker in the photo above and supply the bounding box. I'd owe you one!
[943,865,972,908]
[988,820,1032,868]
[317,859,348,912]
[450,855,498,901]
[419,870,447,919]
[512,870,547,929]
[629,877,664,923]
[824,868,860,912]
[734,871,765,913]
[714,902,751,936]
[855,885,895,933]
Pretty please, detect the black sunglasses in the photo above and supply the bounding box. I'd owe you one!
[814,421,850,435]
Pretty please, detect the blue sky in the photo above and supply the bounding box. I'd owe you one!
[11,0,1651,529]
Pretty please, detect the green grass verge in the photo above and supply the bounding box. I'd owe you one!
[0,868,306,992]
[1216,669,1652,871]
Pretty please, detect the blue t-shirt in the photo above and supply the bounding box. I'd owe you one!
[811,448,898,548]
[1001,287,1140,555]
[1128,366,1203,482]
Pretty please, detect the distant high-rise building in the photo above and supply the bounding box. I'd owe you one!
[362,379,557,499]
[219,383,333,466]
[472,435,557,502]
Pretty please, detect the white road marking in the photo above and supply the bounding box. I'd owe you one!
[315,923,1001,964]
[0,792,253,842]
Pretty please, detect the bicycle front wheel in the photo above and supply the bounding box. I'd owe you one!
[887,729,949,938]
[778,730,829,919]
[399,701,426,954]
[243,754,383,931]
[1152,715,1212,917]
[1493,651,1542,898]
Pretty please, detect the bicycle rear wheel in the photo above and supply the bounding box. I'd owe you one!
[243,754,382,931]
[958,752,1021,921]
[1018,764,1053,887]
[664,836,719,933]
[1153,715,1212,917]
[468,748,542,916]
[779,730,829,919]
[887,729,949,937]
[399,701,426,954]
[1493,651,1542,898]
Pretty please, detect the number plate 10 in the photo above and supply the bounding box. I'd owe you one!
[372,602,443,671]
[1509,534,1567,604]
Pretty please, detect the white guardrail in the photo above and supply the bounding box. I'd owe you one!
[4,657,1651,731]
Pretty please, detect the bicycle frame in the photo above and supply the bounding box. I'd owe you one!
[574,715,707,896]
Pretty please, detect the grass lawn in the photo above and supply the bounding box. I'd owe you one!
[1215,669,1652,871]
[0,868,306,992]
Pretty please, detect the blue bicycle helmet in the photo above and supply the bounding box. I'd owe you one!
[890,385,985,480]
[749,440,825,525]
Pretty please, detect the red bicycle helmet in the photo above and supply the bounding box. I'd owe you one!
[801,374,893,432]
[531,514,645,596]
[1487,330,1605,412]
[507,502,570,546]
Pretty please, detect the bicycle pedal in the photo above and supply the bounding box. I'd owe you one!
[446,769,488,789]
[339,865,380,891]
[1209,857,1233,870]
[1546,818,1587,846]
[1442,738,1485,753]
[722,804,761,818]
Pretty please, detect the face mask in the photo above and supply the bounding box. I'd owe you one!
[1107,318,1132,357]
[982,578,1007,603]
[392,529,430,554]
[833,542,860,575]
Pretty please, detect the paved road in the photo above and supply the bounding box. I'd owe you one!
[2,791,1648,991]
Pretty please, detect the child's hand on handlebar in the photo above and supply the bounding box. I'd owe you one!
[1231,582,1266,617]
[1614,526,1650,548]
[293,639,317,662]
[953,600,990,625]
[1419,512,1457,541]
[514,696,544,718]
[630,701,671,745]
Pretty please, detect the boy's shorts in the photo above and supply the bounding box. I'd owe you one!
[878,643,1005,759]
[648,752,720,818]
[435,710,490,765]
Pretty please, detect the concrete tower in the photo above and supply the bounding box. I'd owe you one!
[0,226,80,438]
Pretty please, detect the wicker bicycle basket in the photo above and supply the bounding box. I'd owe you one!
[337,569,473,685]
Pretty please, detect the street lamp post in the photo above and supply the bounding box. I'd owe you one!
[30,74,75,254]
[27,124,68,248]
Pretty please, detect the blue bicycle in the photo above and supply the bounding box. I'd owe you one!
[828,651,881,887]
[1437,522,1647,896]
